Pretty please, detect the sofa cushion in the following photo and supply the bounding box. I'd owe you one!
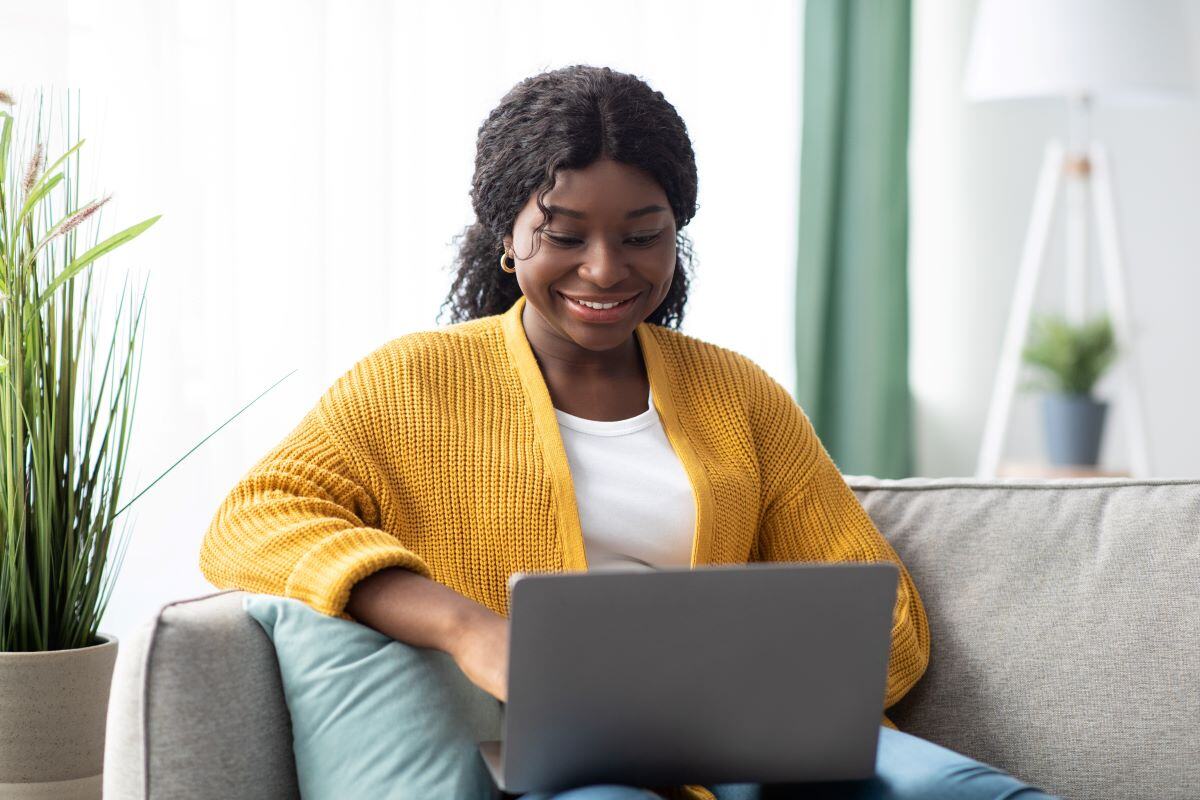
[847,475,1200,800]
[242,593,503,800]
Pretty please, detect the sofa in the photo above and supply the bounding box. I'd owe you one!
[102,475,1200,799]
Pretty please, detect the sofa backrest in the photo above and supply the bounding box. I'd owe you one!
[104,590,301,799]
[848,475,1200,800]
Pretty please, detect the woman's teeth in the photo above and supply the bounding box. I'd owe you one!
[565,295,631,309]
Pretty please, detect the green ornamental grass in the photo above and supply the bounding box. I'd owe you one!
[0,90,289,652]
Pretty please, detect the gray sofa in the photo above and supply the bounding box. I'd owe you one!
[102,475,1200,799]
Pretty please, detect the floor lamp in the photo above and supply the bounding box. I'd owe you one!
[963,0,1195,479]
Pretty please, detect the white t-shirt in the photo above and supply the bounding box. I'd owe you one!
[553,386,696,571]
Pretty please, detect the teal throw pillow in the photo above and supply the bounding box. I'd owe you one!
[242,593,504,800]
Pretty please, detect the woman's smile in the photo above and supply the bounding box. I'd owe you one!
[558,290,641,323]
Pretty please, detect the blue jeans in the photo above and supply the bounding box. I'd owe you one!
[517,725,1062,799]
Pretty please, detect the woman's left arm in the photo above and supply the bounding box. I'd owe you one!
[748,370,931,716]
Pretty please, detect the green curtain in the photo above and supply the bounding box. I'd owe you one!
[795,0,913,479]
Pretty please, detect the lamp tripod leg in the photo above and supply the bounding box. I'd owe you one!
[976,139,1066,478]
[1088,141,1152,477]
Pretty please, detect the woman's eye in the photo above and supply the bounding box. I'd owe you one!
[628,233,662,246]
[543,232,662,247]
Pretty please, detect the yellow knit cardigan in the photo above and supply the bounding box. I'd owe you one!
[200,294,930,800]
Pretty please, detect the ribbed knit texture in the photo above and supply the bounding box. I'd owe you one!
[200,294,930,800]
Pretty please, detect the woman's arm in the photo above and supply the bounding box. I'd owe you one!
[348,567,510,702]
[200,392,512,700]
[199,400,431,621]
[346,566,478,650]
[748,367,931,714]
[754,439,931,712]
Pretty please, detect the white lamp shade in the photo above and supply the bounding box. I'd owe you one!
[964,0,1196,103]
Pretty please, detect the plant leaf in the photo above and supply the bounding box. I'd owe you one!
[0,111,11,194]
[11,138,86,244]
[15,172,65,229]
[1020,311,1117,395]
[34,215,161,309]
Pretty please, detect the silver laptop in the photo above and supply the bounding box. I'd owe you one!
[477,561,899,795]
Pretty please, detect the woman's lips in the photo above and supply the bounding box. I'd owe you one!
[559,291,639,323]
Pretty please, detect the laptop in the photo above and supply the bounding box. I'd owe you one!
[477,561,899,795]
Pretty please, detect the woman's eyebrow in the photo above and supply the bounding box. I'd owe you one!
[547,204,667,220]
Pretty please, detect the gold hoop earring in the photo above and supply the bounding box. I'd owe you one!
[499,250,517,273]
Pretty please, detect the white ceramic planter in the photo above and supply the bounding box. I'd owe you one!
[0,633,119,799]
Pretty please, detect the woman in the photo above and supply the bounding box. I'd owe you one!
[200,65,1059,800]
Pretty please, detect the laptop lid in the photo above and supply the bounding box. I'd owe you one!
[483,562,898,794]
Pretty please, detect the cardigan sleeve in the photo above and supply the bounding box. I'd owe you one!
[198,400,433,622]
[749,370,930,717]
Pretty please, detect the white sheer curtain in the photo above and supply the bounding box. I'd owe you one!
[0,0,801,639]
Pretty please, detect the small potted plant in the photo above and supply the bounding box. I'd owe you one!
[1020,311,1119,467]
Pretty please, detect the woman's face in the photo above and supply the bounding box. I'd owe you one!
[504,157,677,356]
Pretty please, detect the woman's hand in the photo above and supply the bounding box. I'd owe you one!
[446,603,510,702]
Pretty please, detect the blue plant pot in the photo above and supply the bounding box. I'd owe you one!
[1041,392,1109,466]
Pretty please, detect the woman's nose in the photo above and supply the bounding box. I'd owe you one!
[578,239,630,286]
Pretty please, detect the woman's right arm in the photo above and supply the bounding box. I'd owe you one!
[200,397,509,700]
[347,567,510,702]
[199,400,431,619]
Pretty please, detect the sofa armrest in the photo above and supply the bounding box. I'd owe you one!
[104,590,300,799]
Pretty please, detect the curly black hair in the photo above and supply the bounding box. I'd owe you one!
[438,64,700,329]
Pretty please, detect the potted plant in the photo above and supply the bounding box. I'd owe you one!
[0,90,287,797]
[0,87,163,797]
[1020,311,1119,467]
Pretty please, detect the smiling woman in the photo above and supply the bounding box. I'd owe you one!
[200,63,1056,800]
[508,158,675,336]
[442,65,698,333]
[444,66,699,424]
[509,157,683,421]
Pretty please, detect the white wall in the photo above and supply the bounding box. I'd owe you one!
[910,0,1200,478]
[16,0,1197,644]
[0,0,801,639]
